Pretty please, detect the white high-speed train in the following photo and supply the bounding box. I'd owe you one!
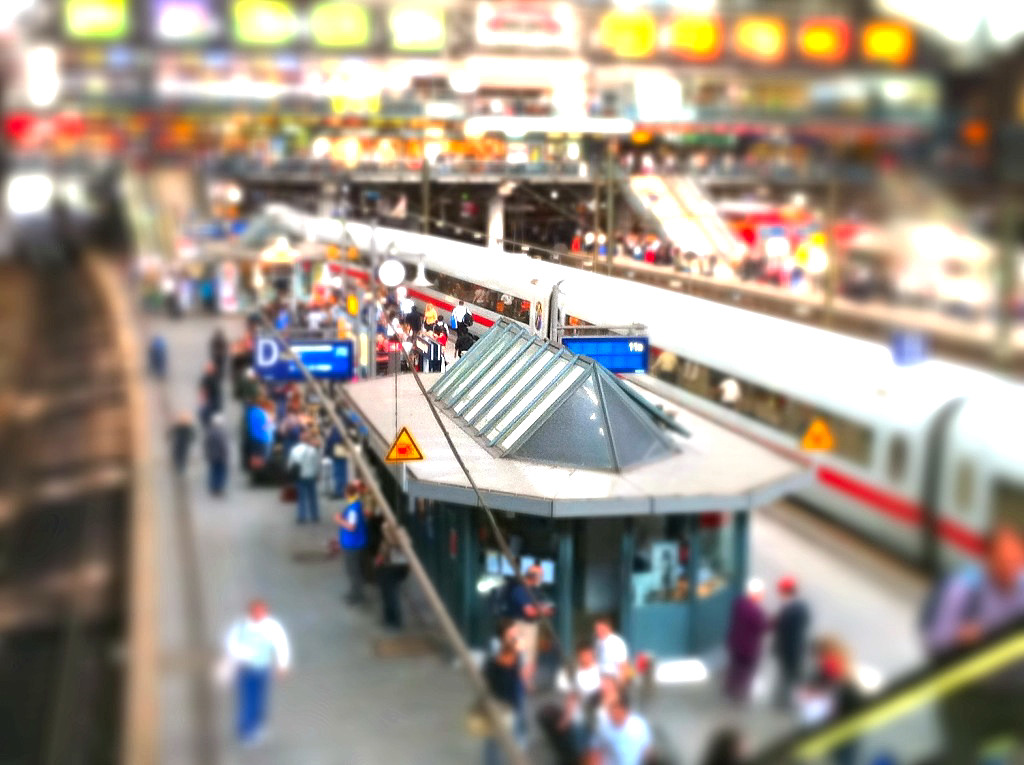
[267,204,1024,571]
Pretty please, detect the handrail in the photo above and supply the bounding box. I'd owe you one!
[748,616,1024,764]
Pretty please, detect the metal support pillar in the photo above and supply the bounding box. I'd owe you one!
[686,515,700,652]
[733,511,749,595]
[556,520,575,658]
[995,191,1018,368]
[618,517,635,647]
[606,139,615,275]
[421,159,430,234]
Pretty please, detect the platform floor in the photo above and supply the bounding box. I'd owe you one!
[148,314,927,765]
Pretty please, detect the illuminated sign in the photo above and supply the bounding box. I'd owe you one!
[65,0,129,40]
[562,336,649,375]
[476,1,579,50]
[665,16,722,61]
[798,18,849,64]
[310,1,371,48]
[390,6,445,51]
[153,0,218,42]
[597,9,657,58]
[255,336,356,381]
[733,16,786,63]
[862,21,913,65]
[232,0,299,45]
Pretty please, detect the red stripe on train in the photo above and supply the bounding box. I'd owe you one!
[817,466,923,526]
[406,288,495,328]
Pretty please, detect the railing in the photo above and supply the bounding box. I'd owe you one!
[749,617,1024,765]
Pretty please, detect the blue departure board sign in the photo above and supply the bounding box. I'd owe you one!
[562,335,649,374]
[255,336,355,381]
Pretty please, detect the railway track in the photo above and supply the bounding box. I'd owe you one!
[0,258,134,765]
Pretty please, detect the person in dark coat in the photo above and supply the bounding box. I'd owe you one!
[169,412,196,474]
[204,412,230,496]
[699,728,746,765]
[199,361,223,427]
[210,328,229,378]
[148,335,167,379]
[724,584,769,704]
[454,324,476,358]
[772,576,811,709]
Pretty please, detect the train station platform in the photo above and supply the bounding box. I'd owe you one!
[145,313,926,765]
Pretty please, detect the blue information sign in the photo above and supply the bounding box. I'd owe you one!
[254,336,355,381]
[562,335,649,374]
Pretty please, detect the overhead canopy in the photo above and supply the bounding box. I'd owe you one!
[430,320,681,472]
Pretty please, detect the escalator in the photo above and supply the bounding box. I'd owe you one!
[748,616,1024,765]
[624,174,716,257]
[668,176,744,261]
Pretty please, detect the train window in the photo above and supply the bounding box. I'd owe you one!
[992,479,1024,531]
[954,461,976,515]
[888,436,908,483]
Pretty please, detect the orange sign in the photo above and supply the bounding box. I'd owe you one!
[386,426,425,462]
[801,418,835,451]
[798,18,849,64]
[597,9,657,58]
[733,16,786,63]
[666,16,722,61]
[862,21,913,66]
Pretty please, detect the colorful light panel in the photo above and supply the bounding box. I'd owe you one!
[232,0,299,46]
[597,9,657,58]
[733,16,786,63]
[798,18,849,64]
[862,21,914,65]
[389,6,444,51]
[65,0,130,40]
[310,1,371,48]
[666,16,722,61]
[153,0,218,42]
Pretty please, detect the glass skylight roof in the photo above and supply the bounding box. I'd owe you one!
[430,319,682,472]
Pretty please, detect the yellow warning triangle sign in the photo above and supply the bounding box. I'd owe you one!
[801,418,835,451]
[386,426,424,462]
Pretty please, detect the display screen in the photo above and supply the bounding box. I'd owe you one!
[65,0,130,40]
[232,0,299,46]
[562,335,649,374]
[310,1,371,48]
[254,336,355,381]
[475,1,579,51]
[153,0,219,42]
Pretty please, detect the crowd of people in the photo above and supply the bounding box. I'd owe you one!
[149,282,1024,764]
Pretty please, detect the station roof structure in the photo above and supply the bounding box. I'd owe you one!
[342,322,811,518]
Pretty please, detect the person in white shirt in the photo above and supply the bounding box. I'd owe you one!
[540,642,603,761]
[224,599,291,745]
[717,378,742,409]
[451,300,468,327]
[287,431,322,524]
[588,692,653,765]
[594,615,630,680]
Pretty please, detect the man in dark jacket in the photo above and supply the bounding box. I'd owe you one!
[724,584,768,704]
[169,412,195,474]
[199,361,223,427]
[210,328,228,378]
[772,576,810,709]
[204,412,230,496]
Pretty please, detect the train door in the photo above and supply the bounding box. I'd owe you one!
[928,400,983,570]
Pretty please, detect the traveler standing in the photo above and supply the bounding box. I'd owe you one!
[324,424,349,498]
[724,583,768,704]
[594,615,631,682]
[210,328,228,378]
[334,483,368,604]
[482,620,527,765]
[923,523,1024,764]
[222,599,291,746]
[287,431,322,524]
[504,563,554,691]
[374,521,409,629]
[168,411,196,474]
[204,412,230,497]
[198,361,223,427]
[772,576,810,709]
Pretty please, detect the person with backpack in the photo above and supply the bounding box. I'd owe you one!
[772,576,810,710]
[922,523,1024,764]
